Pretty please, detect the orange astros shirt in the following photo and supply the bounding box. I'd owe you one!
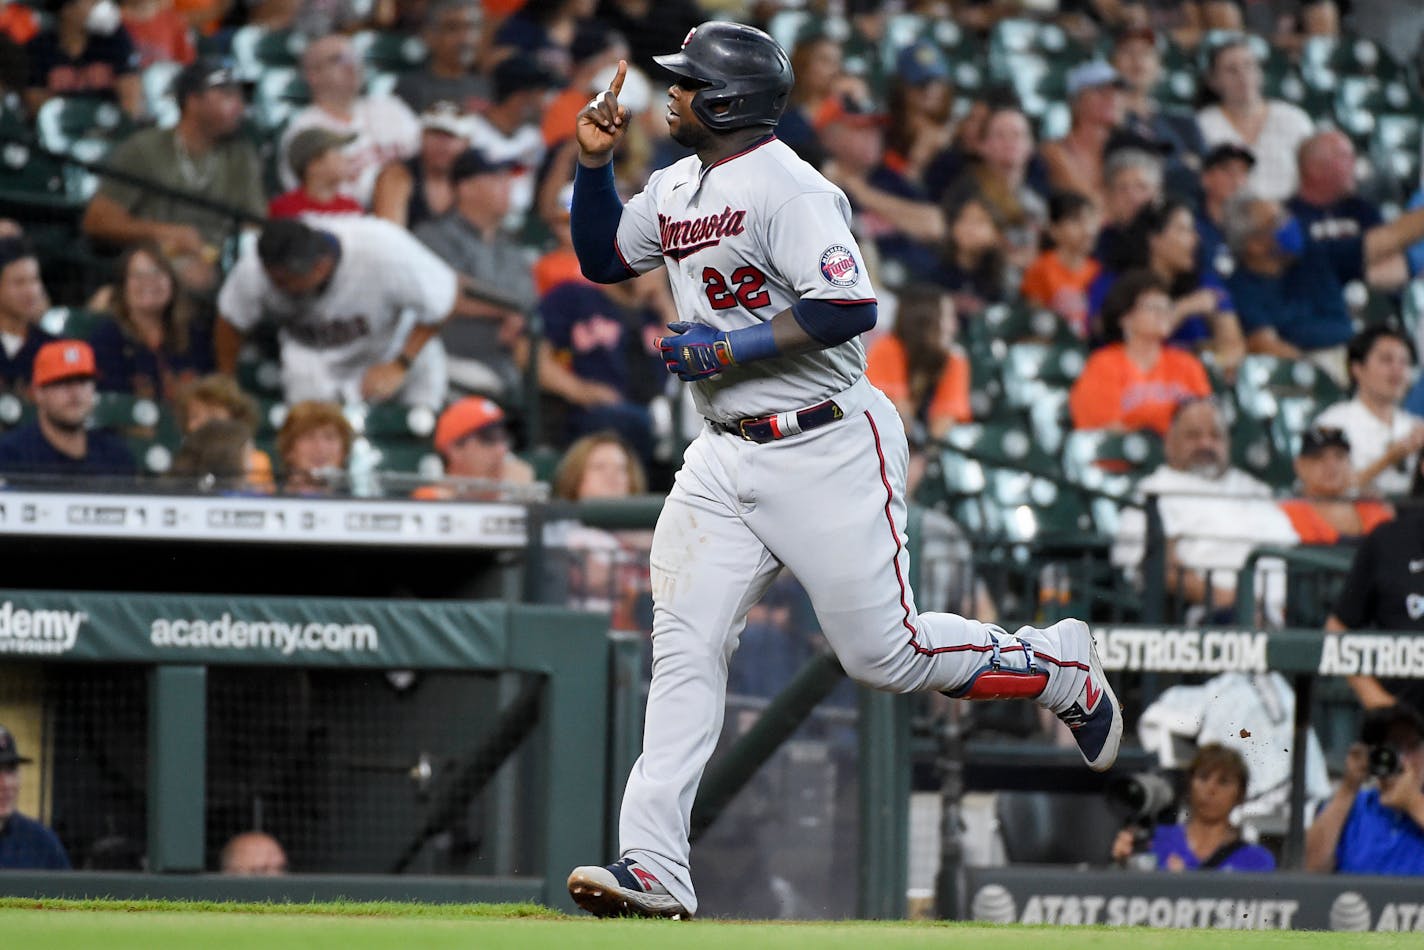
[866,335,971,430]
[1069,343,1210,436]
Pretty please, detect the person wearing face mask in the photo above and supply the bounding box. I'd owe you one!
[1112,397,1299,622]
[1111,744,1276,871]
[24,0,141,118]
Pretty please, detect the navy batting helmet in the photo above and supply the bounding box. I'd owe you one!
[653,22,794,132]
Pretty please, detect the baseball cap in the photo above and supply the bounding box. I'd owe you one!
[1066,60,1128,98]
[812,93,886,131]
[0,724,32,767]
[434,397,506,454]
[420,101,472,138]
[173,56,241,103]
[32,339,96,387]
[492,58,558,101]
[286,127,357,179]
[1298,425,1350,457]
[1202,142,1257,170]
[450,148,516,184]
[896,40,950,86]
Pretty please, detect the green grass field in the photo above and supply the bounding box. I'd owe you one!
[1,899,1419,950]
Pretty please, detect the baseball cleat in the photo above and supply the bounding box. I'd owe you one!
[1054,619,1122,772]
[567,858,691,919]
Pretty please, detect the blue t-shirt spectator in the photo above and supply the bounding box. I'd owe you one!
[0,422,134,476]
[88,316,213,399]
[1288,194,1383,244]
[1334,787,1424,875]
[539,282,661,457]
[0,323,54,395]
[26,25,138,102]
[1226,229,1363,351]
[1087,267,1233,349]
[0,812,70,870]
[1150,823,1276,872]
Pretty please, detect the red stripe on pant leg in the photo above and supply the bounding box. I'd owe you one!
[865,410,1090,670]
[866,410,955,656]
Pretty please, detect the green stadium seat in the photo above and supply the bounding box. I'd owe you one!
[1062,427,1163,478]
[369,437,440,475]
[356,402,438,440]
[252,69,310,133]
[351,30,426,73]
[1229,408,1293,488]
[231,26,306,80]
[141,60,183,129]
[1234,354,1344,420]
[1026,386,1070,456]
[0,392,34,430]
[35,97,133,154]
[38,306,106,339]
[982,301,1080,346]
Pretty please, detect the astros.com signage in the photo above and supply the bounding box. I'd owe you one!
[966,868,1424,932]
[1094,627,1269,674]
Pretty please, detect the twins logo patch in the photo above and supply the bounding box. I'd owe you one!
[819,245,860,288]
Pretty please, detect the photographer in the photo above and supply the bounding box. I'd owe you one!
[1111,744,1276,871]
[1304,704,1424,874]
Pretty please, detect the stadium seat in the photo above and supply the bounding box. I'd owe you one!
[38,306,105,339]
[141,61,183,129]
[231,26,306,81]
[252,69,310,133]
[982,301,1080,346]
[1001,342,1086,411]
[1233,354,1343,418]
[0,392,34,430]
[368,437,440,475]
[352,402,438,440]
[351,30,426,73]
[35,97,133,155]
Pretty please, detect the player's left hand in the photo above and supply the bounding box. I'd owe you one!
[657,321,733,382]
[361,360,407,402]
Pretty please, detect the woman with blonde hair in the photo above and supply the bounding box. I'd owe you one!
[552,431,647,502]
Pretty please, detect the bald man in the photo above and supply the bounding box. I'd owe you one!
[220,831,288,875]
[1288,130,1405,287]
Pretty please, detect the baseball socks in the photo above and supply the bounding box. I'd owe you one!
[944,619,1122,772]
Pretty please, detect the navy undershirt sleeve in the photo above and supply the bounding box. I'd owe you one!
[571,162,637,284]
[790,298,878,347]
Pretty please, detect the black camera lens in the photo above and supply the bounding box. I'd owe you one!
[1368,745,1400,779]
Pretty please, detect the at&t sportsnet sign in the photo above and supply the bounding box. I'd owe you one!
[966,869,1424,931]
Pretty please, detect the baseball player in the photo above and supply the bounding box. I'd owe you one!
[215,215,456,407]
[565,22,1122,920]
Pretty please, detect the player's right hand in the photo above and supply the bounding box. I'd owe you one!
[576,59,629,164]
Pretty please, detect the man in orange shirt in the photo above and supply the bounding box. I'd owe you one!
[1280,425,1393,544]
[1069,270,1210,436]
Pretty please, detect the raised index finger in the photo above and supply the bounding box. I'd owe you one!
[608,59,627,98]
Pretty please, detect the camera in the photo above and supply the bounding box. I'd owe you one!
[1368,745,1401,779]
[1107,771,1178,826]
[1106,772,1178,867]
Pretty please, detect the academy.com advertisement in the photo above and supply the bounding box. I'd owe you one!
[966,869,1424,931]
[0,591,510,669]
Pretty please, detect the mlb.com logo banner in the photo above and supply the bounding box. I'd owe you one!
[966,870,1424,932]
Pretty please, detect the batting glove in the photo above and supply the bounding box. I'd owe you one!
[657,321,734,381]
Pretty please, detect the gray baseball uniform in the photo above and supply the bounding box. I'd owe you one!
[610,137,1095,914]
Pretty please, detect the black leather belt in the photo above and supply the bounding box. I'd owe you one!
[713,399,845,444]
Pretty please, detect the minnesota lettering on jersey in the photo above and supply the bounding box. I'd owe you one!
[659,206,748,260]
[286,315,372,349]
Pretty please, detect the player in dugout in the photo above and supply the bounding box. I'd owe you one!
[562,21,1121,920]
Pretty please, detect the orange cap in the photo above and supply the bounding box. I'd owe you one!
[32,339,96,387]
[434,397,505,454]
